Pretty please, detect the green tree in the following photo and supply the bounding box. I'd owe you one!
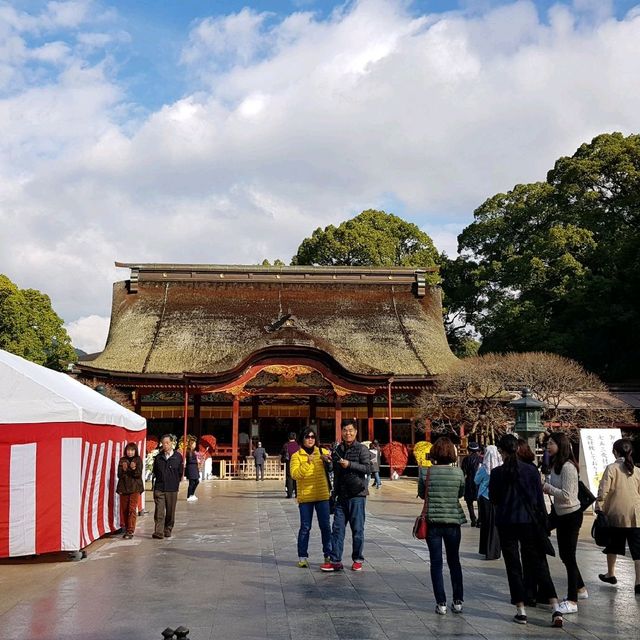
[452,132,640,379]
[0,274,76,370]
[291,209,440,280]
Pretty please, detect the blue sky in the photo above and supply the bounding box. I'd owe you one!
[2,0,640,350]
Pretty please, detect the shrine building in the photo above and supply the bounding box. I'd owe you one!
[77,263,458,467]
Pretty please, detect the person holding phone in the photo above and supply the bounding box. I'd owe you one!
[290,428,333,567]
[116,442,144,539]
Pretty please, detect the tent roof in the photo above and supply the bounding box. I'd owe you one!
[0,350,146,430]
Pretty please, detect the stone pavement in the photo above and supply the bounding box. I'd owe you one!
[1,478,639,640]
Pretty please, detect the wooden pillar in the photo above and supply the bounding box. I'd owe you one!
[193,393,202,438]
[182,386,189,478]
[334,395,342,443]
[410,418,416,445]
[134,388,142,415]
[424,417,432,441]
[387,381,393,445]
[309,396,317,426]
[367,395,374,442]
[232,396,240,471]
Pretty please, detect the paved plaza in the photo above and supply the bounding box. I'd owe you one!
[1,478,638,640]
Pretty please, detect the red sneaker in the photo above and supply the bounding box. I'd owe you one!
[351,561,363,571]
[320,562,343,572]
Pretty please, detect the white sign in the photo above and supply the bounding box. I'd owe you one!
[579,428,622,496]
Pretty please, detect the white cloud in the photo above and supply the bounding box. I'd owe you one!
[2,0,640,353]
[65,314,110,353]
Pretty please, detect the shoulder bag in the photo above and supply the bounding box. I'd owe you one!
[412,468,431,540]
[577,480,596,511]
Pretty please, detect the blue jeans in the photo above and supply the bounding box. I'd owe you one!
[426,524,463,604]
[372,471,381,488]
[330,496,366,562]
[298,501,332,559]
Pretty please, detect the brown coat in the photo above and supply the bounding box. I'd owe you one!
[597,460,640,527]
[116,455,144,495]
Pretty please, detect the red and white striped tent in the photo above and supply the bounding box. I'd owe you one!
[0,349,146,558]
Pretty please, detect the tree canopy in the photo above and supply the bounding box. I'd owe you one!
[0,274,76,370]
[446,132,640,379]
[416,352,633,443]
[291,209,440,281]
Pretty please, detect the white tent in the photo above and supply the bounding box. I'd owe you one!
[0,349,146,557]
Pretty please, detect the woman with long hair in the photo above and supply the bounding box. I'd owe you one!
[185,438,201,502]
[290,427,333,568]
[116,442,144,539]
[543,432,588,613]
[490,434,562,627]
[474,444,502,560]
[596,438,640,594]
[418,437,466,615]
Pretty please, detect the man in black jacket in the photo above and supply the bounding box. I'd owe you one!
[152,434,184,539]
[321,420,371,572]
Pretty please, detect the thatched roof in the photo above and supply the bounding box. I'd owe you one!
[83,263,458,378]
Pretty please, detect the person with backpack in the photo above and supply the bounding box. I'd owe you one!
[461,441,482,527]
[281,432,300,498]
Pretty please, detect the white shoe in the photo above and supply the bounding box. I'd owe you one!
[435,603,447,615]
[186,496,196,502]
[451,600,463,613]
[192,495,198,501]
[577,589,588,600]
[556,600,578,614]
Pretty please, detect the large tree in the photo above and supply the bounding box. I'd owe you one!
[448,132,640,379]
[0,274,76,370]
[291,209,440,281]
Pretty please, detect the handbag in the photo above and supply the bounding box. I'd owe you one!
[412,468,431,540]
[591,511,611,547]
[578,480,596,512]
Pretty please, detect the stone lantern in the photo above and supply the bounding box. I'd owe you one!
[509,387,546,454]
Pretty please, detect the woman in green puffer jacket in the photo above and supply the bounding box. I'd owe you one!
[417,437,466,616]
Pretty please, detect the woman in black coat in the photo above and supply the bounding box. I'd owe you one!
[185,439,200,502]
[490,434,561,627]
[116,442,144,539]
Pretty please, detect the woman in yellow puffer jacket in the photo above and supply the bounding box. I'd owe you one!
[290,427,333,568]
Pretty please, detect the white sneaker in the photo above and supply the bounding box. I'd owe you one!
[186,496,196,502]
[556,600,578,614]
[435,603,447,615]
[451,600,463,613]
[577,589,588,600]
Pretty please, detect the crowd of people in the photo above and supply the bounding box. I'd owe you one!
[117,426,640,629]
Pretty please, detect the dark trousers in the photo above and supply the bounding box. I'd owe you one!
[153,490,178,536]
[426,524,464,604]
[119,492,140,534]
[556,509,585,601]
[478,497,501,559]
[330,496,366,562]
[298,500,332,558]
[255,463,264,480]
[285,463,296,498]
[465,498,477,525]
[498,523,557,605]
[187,478,199,497]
